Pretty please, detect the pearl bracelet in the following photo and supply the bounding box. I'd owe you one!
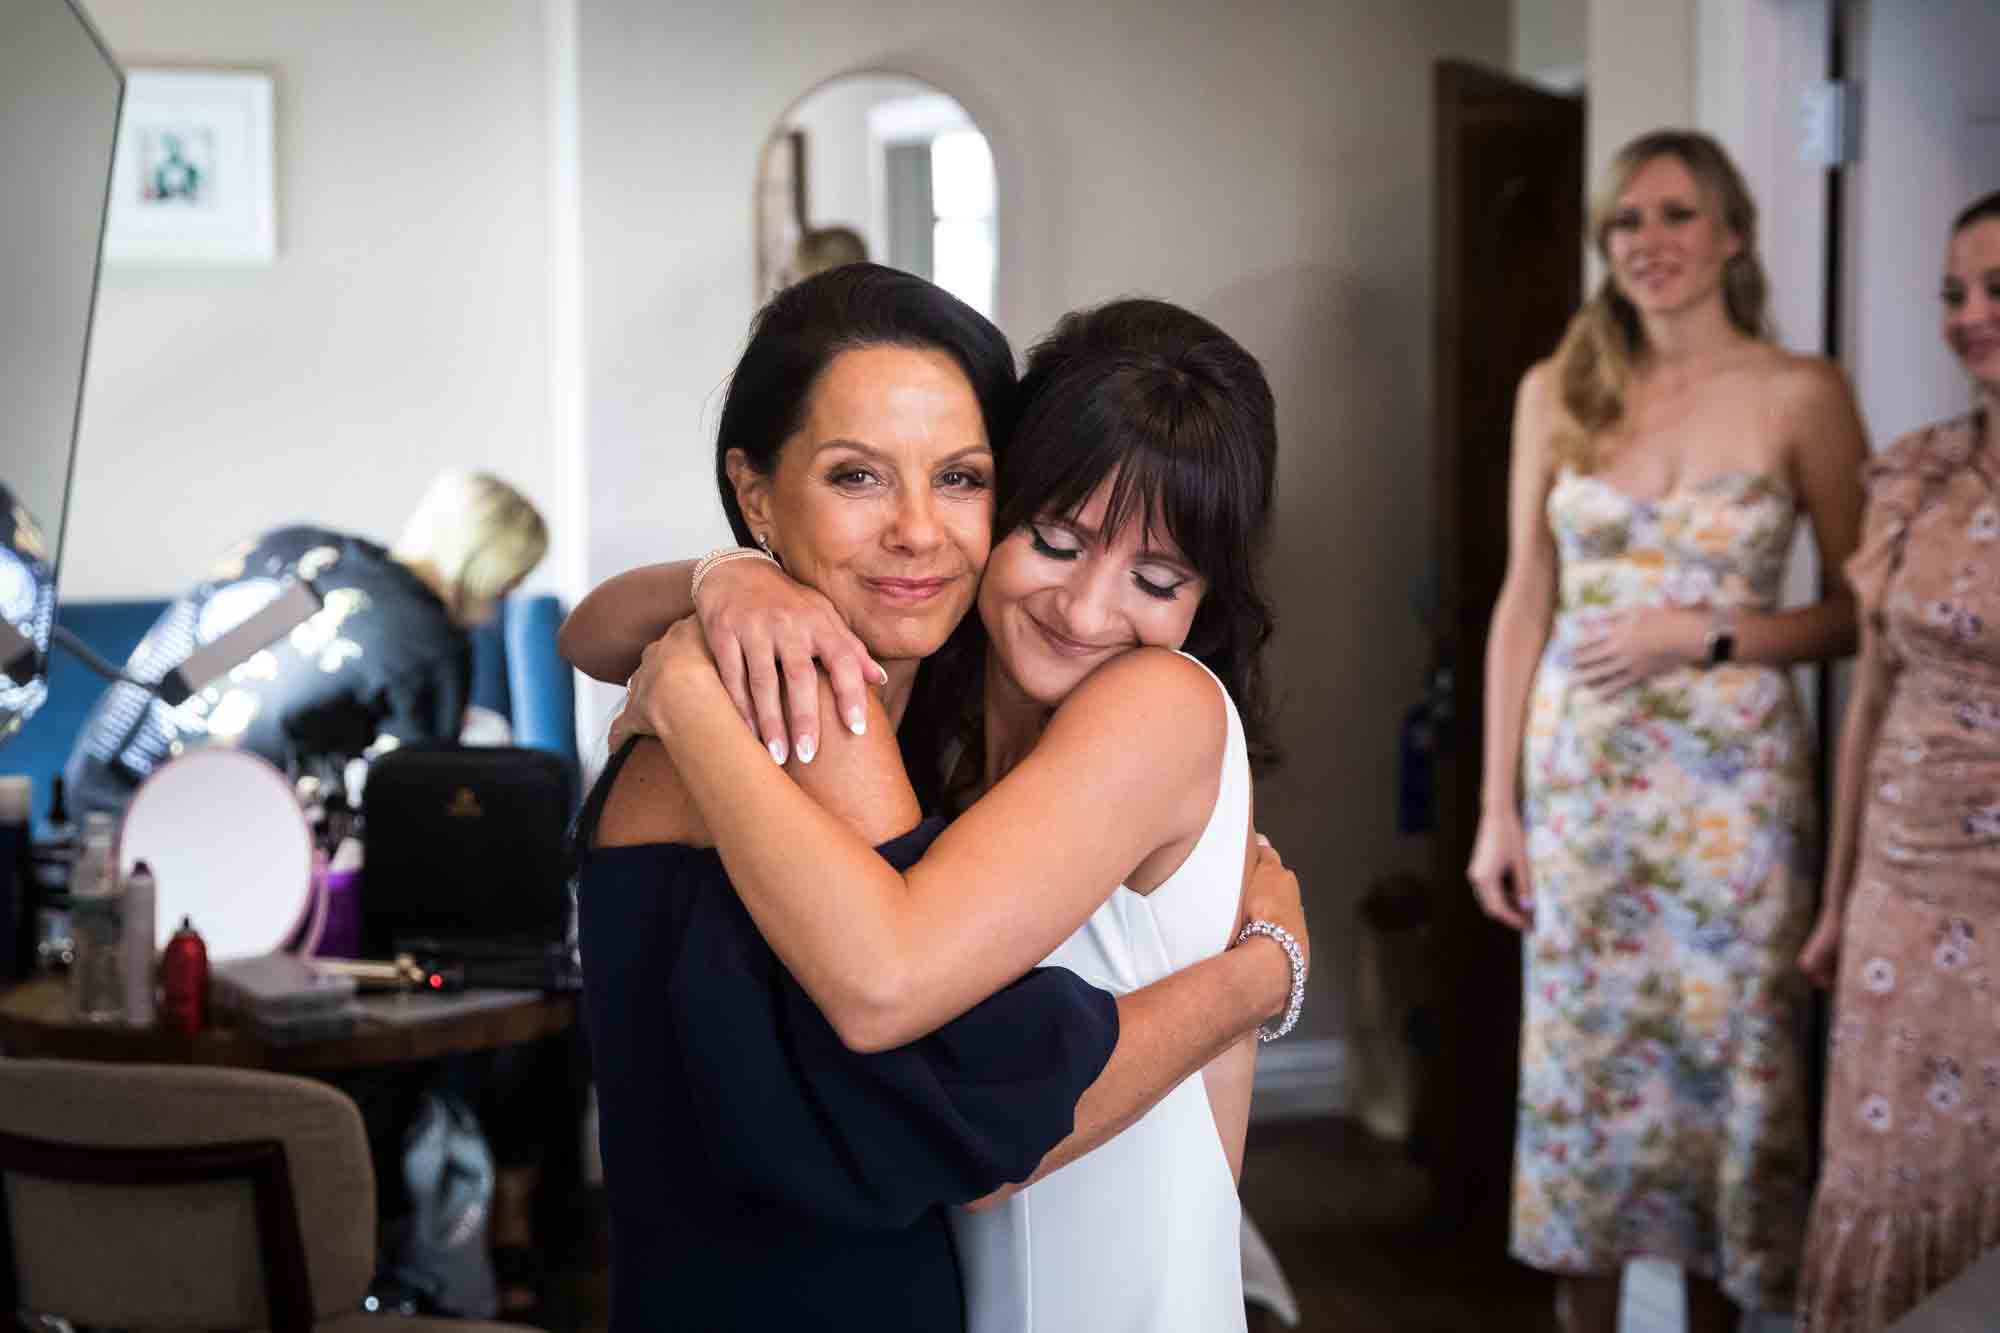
[690,546,778,603]
[1236,919,1306,1042]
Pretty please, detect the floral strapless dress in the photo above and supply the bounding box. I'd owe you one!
[1511,470,1816,1311]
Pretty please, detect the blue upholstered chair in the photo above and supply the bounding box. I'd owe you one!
[2,595,577,821]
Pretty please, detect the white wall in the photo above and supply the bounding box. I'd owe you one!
[577,0,1512,1041]
[1842,0,2000,447]
[67,0,558,599]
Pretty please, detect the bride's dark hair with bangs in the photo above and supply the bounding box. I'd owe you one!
[998,298,1280,769]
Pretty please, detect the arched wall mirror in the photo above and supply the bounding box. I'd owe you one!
[756,72,997,318]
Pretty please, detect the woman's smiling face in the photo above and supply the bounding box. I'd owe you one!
[976,470,1206,708]
[730,344,995,667]
[1603,152,1742,320]
[1943,217,2000,395]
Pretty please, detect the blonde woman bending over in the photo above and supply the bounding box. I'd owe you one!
[1466,129,1868,1333]
[63,469,548,816]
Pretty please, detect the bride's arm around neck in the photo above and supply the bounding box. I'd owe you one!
[656,642,1227,1052]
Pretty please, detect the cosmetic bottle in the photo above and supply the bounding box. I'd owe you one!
[67,819,125,1023]
[121,860,157,1025]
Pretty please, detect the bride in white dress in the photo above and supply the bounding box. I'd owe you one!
[953,649,1254,1331]
[630,298,1303,1329]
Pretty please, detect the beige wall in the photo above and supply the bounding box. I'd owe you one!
[67,0,558,600]
[577,0,1512,1044]
[1584,0,1694,191]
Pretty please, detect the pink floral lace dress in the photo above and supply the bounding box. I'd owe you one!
[1511,468,1817,1311]
[1800,414,2000,1331]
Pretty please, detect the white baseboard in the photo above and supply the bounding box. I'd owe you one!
[1250,1037,1353,1122]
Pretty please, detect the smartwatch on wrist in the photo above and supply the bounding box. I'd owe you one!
[1704,607,1737,667]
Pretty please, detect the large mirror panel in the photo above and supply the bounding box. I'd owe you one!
[0,0,122,737]
[757,72,996,317]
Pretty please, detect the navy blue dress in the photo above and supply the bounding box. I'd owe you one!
[576,748,1119,1331]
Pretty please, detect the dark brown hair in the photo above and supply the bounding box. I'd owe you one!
[712,263,1017,811]
[1953,190,2000,234]
[984,298,1281,772]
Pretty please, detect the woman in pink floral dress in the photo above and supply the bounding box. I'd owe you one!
[1467,130,1869,1333]
[1797,190,2000,1332]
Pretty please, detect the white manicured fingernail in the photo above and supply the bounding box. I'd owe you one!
[768,738,787,764]
[796,735,816,764]
[1256,833,1271,847]
[847,708,866,736]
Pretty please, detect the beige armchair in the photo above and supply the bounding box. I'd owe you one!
[0,1058,533,1332]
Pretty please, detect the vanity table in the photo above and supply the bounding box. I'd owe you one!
[0,974,574,1073]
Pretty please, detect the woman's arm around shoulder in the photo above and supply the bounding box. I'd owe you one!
[654,626,1228,1052]
[559,561,696,683]
[563,555,883,762]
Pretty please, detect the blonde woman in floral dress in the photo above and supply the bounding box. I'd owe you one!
[1467,129,1868,1333]
[1796,191,2000,1332]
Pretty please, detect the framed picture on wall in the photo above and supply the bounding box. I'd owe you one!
[104,69,276,266]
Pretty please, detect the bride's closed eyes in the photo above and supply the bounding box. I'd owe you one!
[1027,521,1192,601]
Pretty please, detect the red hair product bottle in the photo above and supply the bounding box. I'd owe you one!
[159,916,209,1035]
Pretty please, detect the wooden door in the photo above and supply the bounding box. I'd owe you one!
[1424,61,1583,1247]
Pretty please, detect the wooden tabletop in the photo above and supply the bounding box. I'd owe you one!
[0,974,575,1072]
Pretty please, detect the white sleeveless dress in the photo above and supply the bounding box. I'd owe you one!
[951,653,1252,1332]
